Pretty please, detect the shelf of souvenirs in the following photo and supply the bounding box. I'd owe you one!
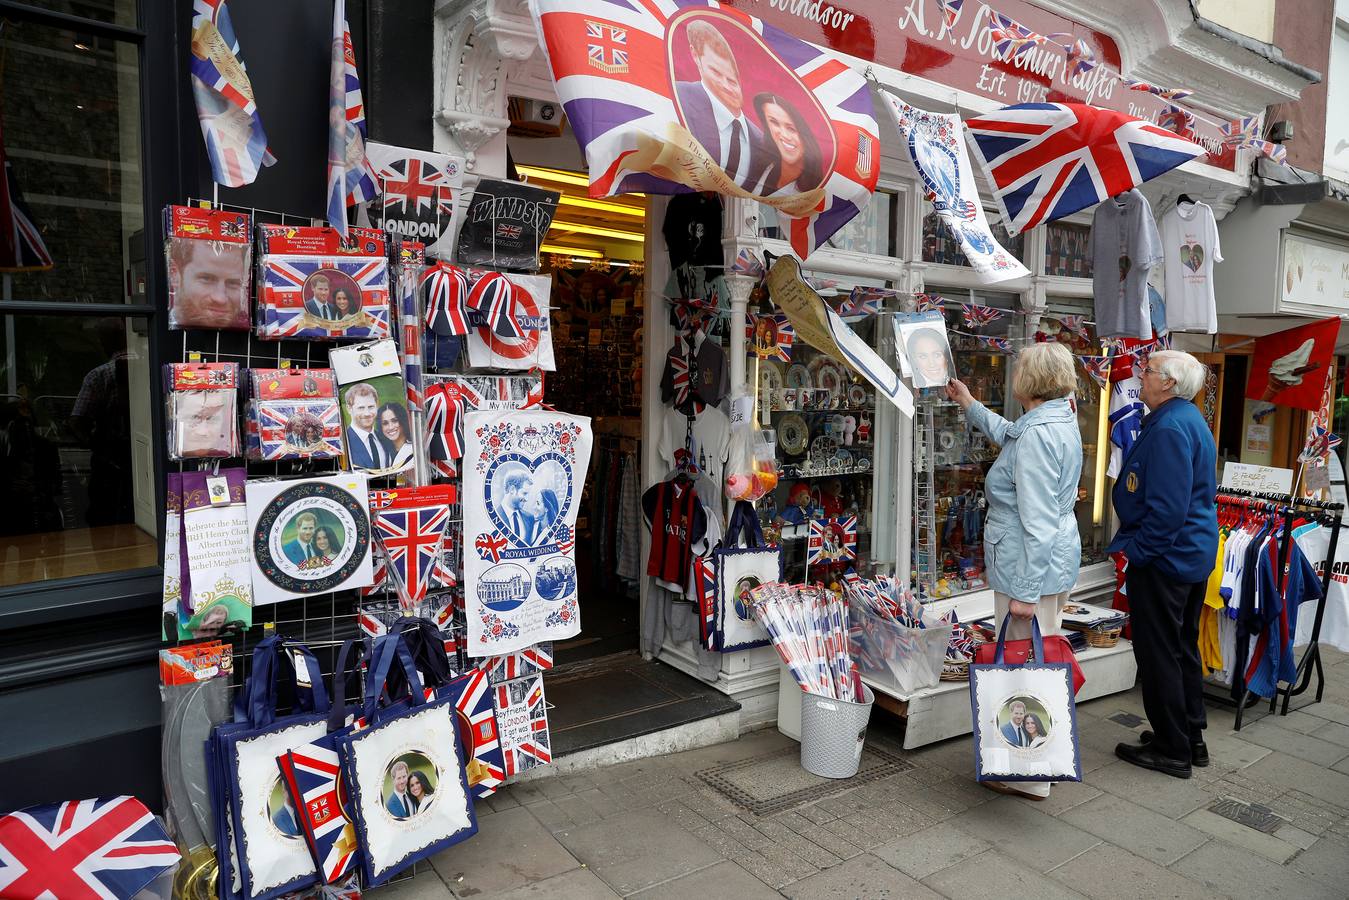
[778,459,874,480]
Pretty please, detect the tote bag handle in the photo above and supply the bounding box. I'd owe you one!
[723,499,764,549]
[387,616,455,691]
[326,637,371,733]
[993,615,1046,666]
[237,636,331,729]
[363,631,426,724]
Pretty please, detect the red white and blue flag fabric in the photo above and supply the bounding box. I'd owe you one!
[373,493,453,608]
[278,742,362,883]
[448,669,507,798]
[189,0,275,188]
[327,0,379,238]
[0,796,180,900]
[532,0,879,260]
[964,103,1204,237]
[0,117,52,272]
[493,673,552,776]
[693,555,717,649]
[481,643,554,684]
[807,516,857,565]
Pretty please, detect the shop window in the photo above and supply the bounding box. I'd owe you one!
[758,190,895,256]
[22,0,137,28]
[1325,11,1349,180]
[921,212,1025,268]
[0,19,156,587]
[1043,222,1093,278]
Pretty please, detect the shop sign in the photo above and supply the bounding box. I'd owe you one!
[1220,462,1293,495]
[1281,232,1349,314]
[733,0,1237,169]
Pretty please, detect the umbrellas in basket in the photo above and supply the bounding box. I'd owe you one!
[749,582,858,702]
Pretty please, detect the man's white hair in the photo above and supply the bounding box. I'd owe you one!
[1150,350,1207,400]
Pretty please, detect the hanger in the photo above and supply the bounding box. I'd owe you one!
[1177,193,1196,207]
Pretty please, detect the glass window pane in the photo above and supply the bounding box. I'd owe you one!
[1043,222,1093,278]
[921,212,1026,268]
[2,22,143,304]
[21,1,137,29]
[0,314,157,586]
[758,191,894,256]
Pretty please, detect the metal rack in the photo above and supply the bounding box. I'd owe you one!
[912,397,938,596]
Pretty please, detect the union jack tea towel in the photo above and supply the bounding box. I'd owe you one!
[255,225,391,341]
[481,642,553,684]
[0,796,180,900]
[462,409,592,656]
[493,672,552,776]
[366,142,465,260]
[532,0,880,260]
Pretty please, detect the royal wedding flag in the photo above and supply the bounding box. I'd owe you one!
[881,95,1028,284]
[462,410,592,657]
[532,0,879,259]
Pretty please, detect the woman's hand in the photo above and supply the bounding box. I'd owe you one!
[1009,599,1038,620]
[945,377,974,410]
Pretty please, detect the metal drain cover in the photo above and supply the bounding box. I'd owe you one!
[696,746,914,816]
[1109,713,1144,728]
[1208,797,1286,834]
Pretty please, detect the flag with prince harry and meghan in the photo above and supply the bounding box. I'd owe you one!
[531,0,879,260]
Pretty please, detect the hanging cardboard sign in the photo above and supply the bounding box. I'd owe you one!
[366,142,465,260]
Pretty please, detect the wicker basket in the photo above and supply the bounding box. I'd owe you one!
[1084,625,1123,648]
[940,659,970,681]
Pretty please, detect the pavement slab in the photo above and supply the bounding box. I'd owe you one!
[1045,844,1224,900]
[1170,837,1344,900]
[552,809,722,896]
[870,821,990,881]
[1085,760,1214,818]
[1232,720,1349,767]
[944,797,1103,872]
[475,867,622,899]
[629,860,782,900]
[429,806,580,897]
[921,849,1089,900]
[780,852,944,899]
[1059,793,1209,865]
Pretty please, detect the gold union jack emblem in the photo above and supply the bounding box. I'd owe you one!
[586,21,629,74]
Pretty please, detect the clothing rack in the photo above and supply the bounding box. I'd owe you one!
[1211,487,1342,730]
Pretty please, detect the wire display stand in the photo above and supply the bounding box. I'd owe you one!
[912,397,938,597]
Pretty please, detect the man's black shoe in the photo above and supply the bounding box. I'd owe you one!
[1139,730,1210,767]
[1115,741,1193,779]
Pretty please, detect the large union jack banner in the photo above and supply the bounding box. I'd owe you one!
[189,0,275,188]
[532,0,878,259]
[0,796,180,900]
[258,254,391,341]
[964,103,1203,236]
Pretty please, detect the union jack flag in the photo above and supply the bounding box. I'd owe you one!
[965,103,1204,236]
[258,254,391,340]
[381,157,454,220]
[1064,37,1099,78]
[935,0,965,36]
[399,254,425,413]
[1220,116,1287,164]
[839,286,887,319]
[915,293,944,313]
[693,555,717,649]
[481,643,554,683]
[807,516,857,565]
[745,313,796,362]
[532,0,879,260]
[731,248,765,278]
[0,117,52,272]
[1300,425,1342,463]
[189,0,275,188]
[494,673,552,776]
[252,398,343,461]
[1078,353,1113,389]
[586,20,629,73]
[423,262,471,336]
[1057,314,1089,341]
[0,796,180,900]
[981,336,1013,352]
[475,532,509,563]
[375,501,452,608]
[468,270,523,340]
[961,302,1003,330]
[448,669,507,798]
[278,742,362,883]
[1159,104,1197,140]
[1122,76,1193,101]
[988,12,1045,63]
[326,0,379,238]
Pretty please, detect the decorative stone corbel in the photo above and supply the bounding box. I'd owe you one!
[433,0,539,172]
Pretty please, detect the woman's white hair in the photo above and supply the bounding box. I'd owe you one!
[1150,350,1207,400]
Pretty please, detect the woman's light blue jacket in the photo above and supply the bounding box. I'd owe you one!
[965,397,1083,602]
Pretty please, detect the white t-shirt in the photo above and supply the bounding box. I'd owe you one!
[1106,376,1145,479]
[658,406,731,491]
[1162,201,1222,333]
[1293,525,1349,652]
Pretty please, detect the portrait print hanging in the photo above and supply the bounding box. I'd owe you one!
[462,410,593,656]
[246,474,374,606]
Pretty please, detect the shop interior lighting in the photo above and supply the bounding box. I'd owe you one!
[558,195,644,218]
[548,220,645,242]
[516,165,591,187]
[539,243,603,258]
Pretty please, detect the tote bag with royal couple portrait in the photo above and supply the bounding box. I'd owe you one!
[207,636,331,900]
[335,630,478,887]
[711,500,782,652]
[969,618,1083,783]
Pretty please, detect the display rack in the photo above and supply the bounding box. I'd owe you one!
[913,398,938,595]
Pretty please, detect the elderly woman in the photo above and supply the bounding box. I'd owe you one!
[1109,350,1216,779]
[946,341,1083,800]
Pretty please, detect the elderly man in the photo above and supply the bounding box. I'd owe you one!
[1109,350,1217,779]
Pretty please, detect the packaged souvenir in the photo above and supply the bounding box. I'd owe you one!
[165,205,252,331]
[463,270,556,371]
[330,340,413,476]
[245,368,342,461]
[255,224,391,341]
[165,361,240,460]
[456,179,559,272]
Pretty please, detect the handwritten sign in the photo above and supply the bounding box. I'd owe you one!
[1221,462,1294,495]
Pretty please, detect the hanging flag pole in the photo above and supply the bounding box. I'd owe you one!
[326,0,379,238]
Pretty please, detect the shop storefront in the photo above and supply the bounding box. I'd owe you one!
[0,0,1319,816]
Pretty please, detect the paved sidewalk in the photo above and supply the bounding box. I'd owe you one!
[379,649,1349,900]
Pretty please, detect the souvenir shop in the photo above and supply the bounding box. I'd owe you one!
[0,0,1332,892]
